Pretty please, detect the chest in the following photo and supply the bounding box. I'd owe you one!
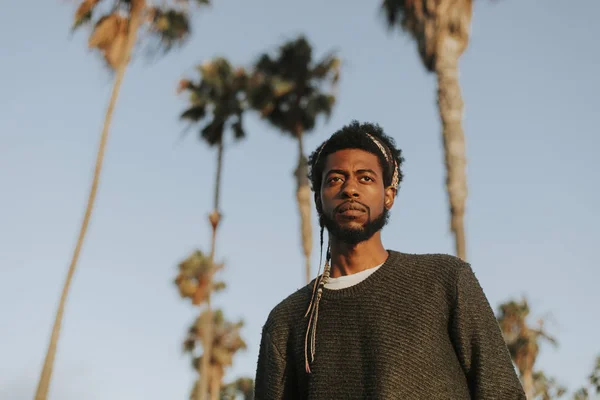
[300,290,451,362]
[290,290,469,399]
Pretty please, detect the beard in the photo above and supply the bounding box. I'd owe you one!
[321,202,390,246]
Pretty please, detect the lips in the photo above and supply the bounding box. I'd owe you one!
[337,202,366,214]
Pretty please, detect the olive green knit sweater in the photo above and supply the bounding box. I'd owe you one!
[254,251,525,399]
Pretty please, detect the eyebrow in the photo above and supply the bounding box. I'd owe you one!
[324,168,379,177]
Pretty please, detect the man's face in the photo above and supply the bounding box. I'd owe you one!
[318,148,395,245]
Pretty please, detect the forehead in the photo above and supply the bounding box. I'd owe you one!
[322,148,382,174]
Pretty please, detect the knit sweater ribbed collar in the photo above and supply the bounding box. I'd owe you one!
[319,250,403,300]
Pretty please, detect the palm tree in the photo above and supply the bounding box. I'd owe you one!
[35,2,207,399]
[185,309,247,400]
[381,0,472,260]
[249,36,340,284]
[497,298,560,399]
[177,57,248,400]
[175,250,225,400]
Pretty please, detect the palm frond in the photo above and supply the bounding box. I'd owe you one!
[87,13,129,69]
[231,117,245,140]
[220,377,255,400]
[201,119,225,146]
[88,14,122,49]
[312,54,340,80]
[212,281,226,292]
[380,0,473,71]
[381,0,405,28]
[306,94,335,120]
[148,7,191,51]
[177,57,248,146]
[183,337,196,353]
[174,250,217,304]
[73,0,101,30]
[180,105,207,122]
[248,36,339,137]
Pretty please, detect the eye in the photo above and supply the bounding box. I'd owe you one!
[360,176,374,182]
[328,177,342,183]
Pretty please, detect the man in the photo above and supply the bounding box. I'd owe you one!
[254,121,525,399]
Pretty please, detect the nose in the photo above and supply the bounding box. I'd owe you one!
[341,179,360,199]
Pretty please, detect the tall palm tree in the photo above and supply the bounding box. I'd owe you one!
[35,2,207,399]
[497,299,559,399]
[184,309,247,400]
[249,36,340,284]
[177,57,248,400]
[382,0,472,260]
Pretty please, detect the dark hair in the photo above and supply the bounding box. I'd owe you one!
[307,120,405,205]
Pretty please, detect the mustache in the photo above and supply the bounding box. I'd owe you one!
[334,200,369,213]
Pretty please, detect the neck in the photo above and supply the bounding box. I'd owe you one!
[328,232,388,278]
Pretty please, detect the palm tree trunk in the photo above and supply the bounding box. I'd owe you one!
[209,366,222,400]
[295,126,313,284]
[34,7,143,400]
[435,35,468,261]
[198,139,224,400]
[209,377,219,400]
[522,369,534,399]
[213,139,224,213]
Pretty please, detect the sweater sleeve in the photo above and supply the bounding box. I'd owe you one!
[450,263,526,400]
[254,326,296,400]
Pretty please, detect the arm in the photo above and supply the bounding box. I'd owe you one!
[450,263,526,400]
[254,327,296,400]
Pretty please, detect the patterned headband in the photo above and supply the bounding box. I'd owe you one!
[314,133,399,190]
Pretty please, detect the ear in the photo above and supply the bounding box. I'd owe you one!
[384,186,396,210]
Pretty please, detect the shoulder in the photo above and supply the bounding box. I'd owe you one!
[391,251,491,304]
[388,251,474,304]
[390,250,469,280]
[262,283,312,337]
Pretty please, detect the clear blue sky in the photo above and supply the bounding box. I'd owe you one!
[1,0,598,399]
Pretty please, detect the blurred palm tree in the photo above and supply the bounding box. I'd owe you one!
[497,298,561,399]
[249,36,340,284]
[176,250,225,400]
[178,57,248,223]
[176,57,248,400]
[573,355,600,400]
[175,250,225,305]
[185,309,247,400]
[35,2,208,400]
[220,378,254,400]
[381,0,473,260]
